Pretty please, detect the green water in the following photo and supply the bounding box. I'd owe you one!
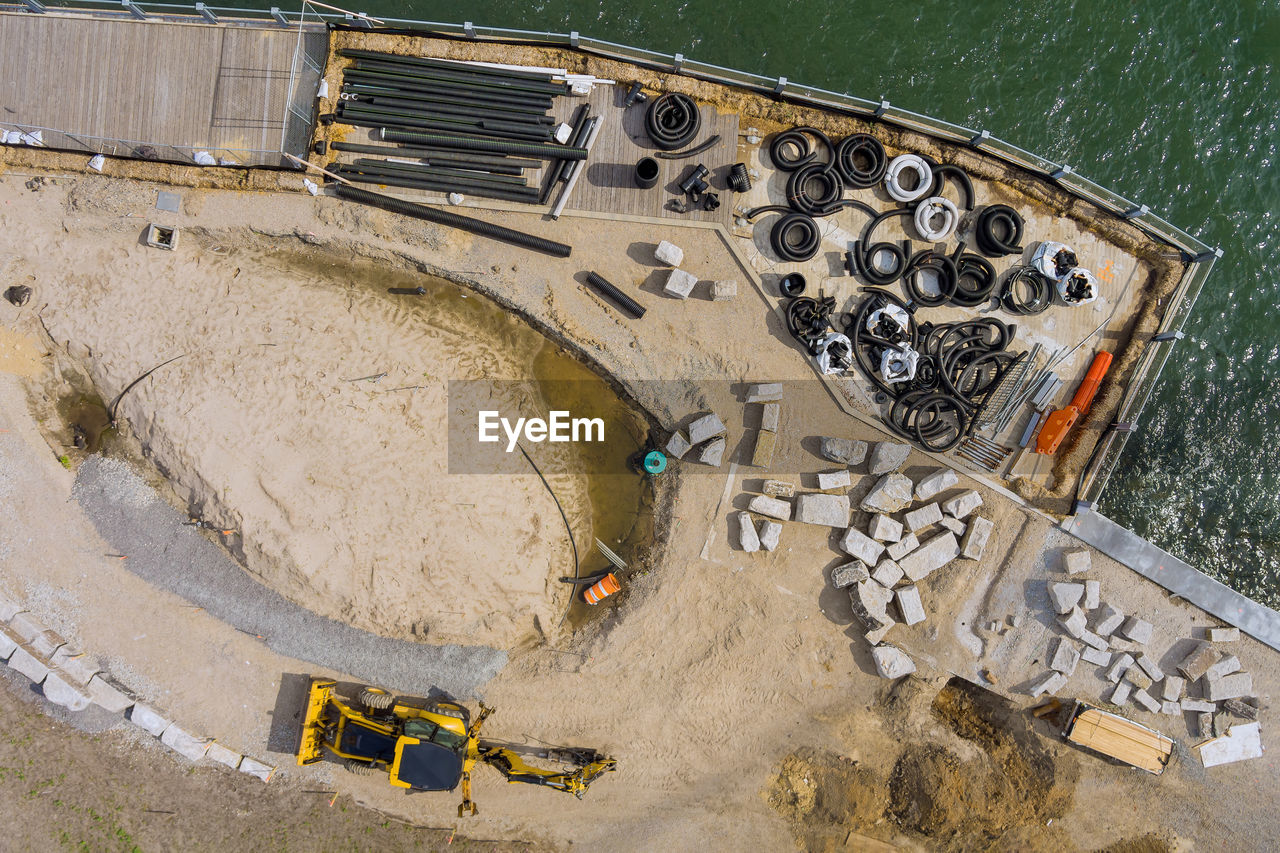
[309,0,1280,605]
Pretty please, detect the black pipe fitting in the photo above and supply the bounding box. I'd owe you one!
[635,157,660,189]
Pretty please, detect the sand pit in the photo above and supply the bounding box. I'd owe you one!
[9,192,647,649]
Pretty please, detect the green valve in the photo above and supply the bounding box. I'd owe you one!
[642,451,667,475]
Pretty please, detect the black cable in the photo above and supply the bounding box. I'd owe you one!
[999,265,1053,315]
[515,442,579,628]
[770,213,822,262]
[108,354,188,425]
[785,163,844,216]
[767,126,833,171]
[834,133,888,188]
[973,204,1025,256]
[654,134,721,160]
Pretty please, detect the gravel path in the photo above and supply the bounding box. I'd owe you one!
[72,455,505,698]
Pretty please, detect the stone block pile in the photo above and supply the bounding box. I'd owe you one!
[666,411,728,468]
[0,590,275,781]
[1024,550,1264,744]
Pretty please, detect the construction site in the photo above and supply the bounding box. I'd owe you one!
[0,6,1275,851]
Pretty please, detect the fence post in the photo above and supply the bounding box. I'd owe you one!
[1123,204,1149,220]
[270,7,290,26]
[195,2,217,23]
[873,99,889,118]
[20,0,46,12]
[673,53,684,72]
[569,31,579,48]
[774,76,788,95]
[464,21,476,38]
[121,0,147,21]
[345,12,372,29]
[969,129,989,148]
[1050,164,1073,180]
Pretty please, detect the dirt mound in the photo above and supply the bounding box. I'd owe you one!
[888,678,1076,842]
[767,747,892,850]
[1094,836,1175,853]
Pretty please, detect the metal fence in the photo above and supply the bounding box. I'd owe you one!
[8,0,1220,503]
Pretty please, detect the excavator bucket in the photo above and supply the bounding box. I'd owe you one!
[296,678,336,765]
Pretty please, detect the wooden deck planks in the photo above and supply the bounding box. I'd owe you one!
[0,11,323,164]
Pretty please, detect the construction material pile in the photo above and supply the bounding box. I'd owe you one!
[326,49,593,206]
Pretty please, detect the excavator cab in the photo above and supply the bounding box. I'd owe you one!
[296,678,615,813]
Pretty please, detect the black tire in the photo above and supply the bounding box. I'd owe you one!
[360,687,395,710]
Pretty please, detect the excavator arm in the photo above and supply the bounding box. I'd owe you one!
[478,746,617,798]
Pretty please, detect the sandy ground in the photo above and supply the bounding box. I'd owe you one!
[1,164,1277,853]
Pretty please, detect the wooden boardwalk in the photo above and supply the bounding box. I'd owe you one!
[0,12,326,165]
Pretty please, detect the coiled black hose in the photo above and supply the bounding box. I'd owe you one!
[926,164,976,210]
[332,184,571,258]
[728,163,752,193]
[999,265,1053,315]
[852,208,914,286]
[770,212,822,262]
[786,163,844,216]
[951,253,998,307]
[834,133,888,188]
[645,93,702,151]
[902,250,959,308]
[973,204,1025,256]
[768,127,832,171]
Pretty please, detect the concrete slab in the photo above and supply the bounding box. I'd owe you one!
[129,703,172,737]
[49,647,100,685]
[1058,606,1087,638]
[711,279,738,302]
[1030,671,1068,697]
[1108,681,1132,705]
[819,437,866,465]
[1199,722,1264,768]
[654,239,683,266]
[1105,653,1135,683]
[747,494,791,520]
[28,629,66,660]
[1093,603,1125,637]
[697,436,726,467]
[757,519,781,552]
[903,502,943,533]
[762,479,795,498]
[1049,582,1085,614]
[1080,647,1111,667]
[1062,547,1091,575]
[1119,616,1153,645]
[871,645,916,678]
[886,533,919,562]
[7,611,45,643]
[87,674,135,714]
[850,581,894,631]
[939,516,967,536]
[41,672,92,712]
[1177,641,1218,681]
[840,526,885,564]
[1062,509,1280,652]
[1205,654,1242,680]
[1204,672,1253,702]
[894,585,927,626]
[1160,700,1182,716]
[686,412,726,445]
[914,468,958,502]
[760,402,780,432]
[161,724,212,762]
[1050,638,1080,675]
[736,512,760,553]
[1161,675,1186,701]
[1079,630,1108,651]
[238,756,275,782]
[898,531,959,582]
[796,493,851,527]
[750,429,776,468]
[1181,698,1215,713]
[831,561,870,589]
[1208,627,1241,643]
[941,489,982,519]
[665,430,691,459]
[1135,653,1164,682]
[0,594,21,622]
[1124,668,1152,690]
[859,473,913,513]
[206,742,243,770]
[816,469,851,490]
[0,629,16,661]
[868,513,903,543]
[6,646,49,683]
[1132,688,1160,713]
[1081,579,1100,611]
[745,382,783,402]
[871,559,904,589]
[867,441,910,475]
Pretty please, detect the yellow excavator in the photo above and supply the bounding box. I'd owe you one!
[296,678,616,815]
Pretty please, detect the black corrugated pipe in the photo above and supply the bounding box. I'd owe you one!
[350,158,529,187]
[338,49,556,83]
[332,184,571,258]
[332,142,535,173]
[342,93,555,124]
[334,171,539,204]
[342,82,552,115]
[337,161,538,193]
[341,72,554,110]
[348,60,568,96]
[337,105,552,142]
[344,54,562,86]
[381,129,588,161]
[584,272,646,319]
